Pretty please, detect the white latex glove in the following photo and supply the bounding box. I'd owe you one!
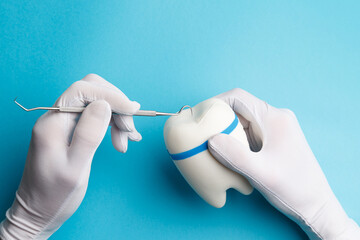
[0,74,141,240]
[208,88,360,240]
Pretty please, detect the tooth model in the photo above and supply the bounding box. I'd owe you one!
[164,98,253,208]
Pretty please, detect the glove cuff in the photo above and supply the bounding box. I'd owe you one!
[302,194,360,240]
[333,219,360,240]
[0,192,49,240]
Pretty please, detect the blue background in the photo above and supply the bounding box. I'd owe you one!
[1,1,359,239]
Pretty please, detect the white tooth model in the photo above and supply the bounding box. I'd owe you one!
[164,98,253,208]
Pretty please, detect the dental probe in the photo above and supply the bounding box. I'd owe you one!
[14,98,192,117]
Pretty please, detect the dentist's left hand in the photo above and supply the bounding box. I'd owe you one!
[0,74,142,240]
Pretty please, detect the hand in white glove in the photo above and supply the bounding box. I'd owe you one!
[0,74,141,240]
[208,89,360,240]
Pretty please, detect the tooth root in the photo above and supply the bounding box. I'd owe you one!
[173,153,227,208]
[164,98,254,208]
[174,151,253,207]
[231,179,253,196]
[204,190,227,209]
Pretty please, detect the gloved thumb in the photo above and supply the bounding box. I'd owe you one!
[69,100,112,164]
[208,133,261,181]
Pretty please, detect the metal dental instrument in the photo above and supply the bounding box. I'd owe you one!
[14,97,192,117]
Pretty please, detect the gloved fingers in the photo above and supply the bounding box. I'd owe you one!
[111,125,130,153]
[55,79,140,115]
[112,114,139,132]
[127,130,142,142]
[81,74,124,94]
[279,108,297,120]
[68,100,112,163]
[234,112,260,152]
[215,88,269,120]
[81,74,141,117]
[110,114,142,152]
[48,76,140,148]
[111,118,142,153]
[214,88,266,152]
[208,133,263,181]
[235,112,250,130]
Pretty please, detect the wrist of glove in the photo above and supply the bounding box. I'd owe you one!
[301,193,360,240]
[0,191,70,239]
[208,88,360,240]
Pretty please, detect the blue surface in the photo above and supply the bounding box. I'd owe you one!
[1,1,360,239]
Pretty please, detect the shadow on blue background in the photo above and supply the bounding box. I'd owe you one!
[1,1,359,239]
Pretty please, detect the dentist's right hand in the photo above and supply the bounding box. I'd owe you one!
[208,89,360,240]
[0,74,141,240]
